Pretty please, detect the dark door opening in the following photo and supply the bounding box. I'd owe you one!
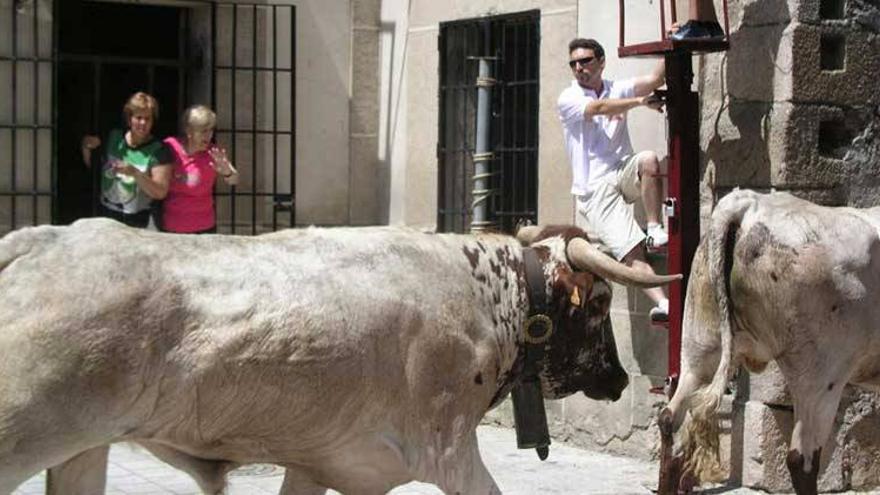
[56,1,185,225]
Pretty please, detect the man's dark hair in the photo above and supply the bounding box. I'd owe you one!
[568,38,604,59]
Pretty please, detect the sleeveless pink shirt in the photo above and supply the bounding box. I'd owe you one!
[162,137,217,233]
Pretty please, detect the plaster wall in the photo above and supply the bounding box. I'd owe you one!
[382,0,581,230]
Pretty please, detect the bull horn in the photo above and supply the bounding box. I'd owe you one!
[566,238,682,288]
[516,225,543,245]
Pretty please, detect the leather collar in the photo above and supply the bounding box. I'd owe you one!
[522,248,554,346]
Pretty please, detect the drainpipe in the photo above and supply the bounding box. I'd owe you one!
[470,57,497,233]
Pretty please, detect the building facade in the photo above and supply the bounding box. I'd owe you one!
[2,0,880,490]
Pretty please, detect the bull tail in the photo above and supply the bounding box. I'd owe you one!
[683,190,754,482]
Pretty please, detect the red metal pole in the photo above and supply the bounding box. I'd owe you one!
[663,51,700,382]
[660,0,667,40]
[618,0,626,48]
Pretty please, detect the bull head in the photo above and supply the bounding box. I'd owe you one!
[517,226,680,401]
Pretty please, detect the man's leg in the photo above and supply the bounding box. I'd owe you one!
[672,0,724,39]
[690,0,719,23]
[621,151,667,249]
[579,176,669,320]
[637,151,663,226]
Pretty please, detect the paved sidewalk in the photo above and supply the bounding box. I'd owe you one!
[13,425,765,495]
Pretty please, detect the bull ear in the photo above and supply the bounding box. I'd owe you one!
[516,225,543,246]
[570,286,582,307]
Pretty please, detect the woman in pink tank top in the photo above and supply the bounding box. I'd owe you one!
[162,105,239,233]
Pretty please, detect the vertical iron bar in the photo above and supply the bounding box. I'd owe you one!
[211,2,218,230]
[52,0,59,223]
[437,25,447,231]
[34,0,40,224]
[251,4,257,235]
[272,5,277,231]
[178,9,187,117]
[618,0,625,48]
[92,61,101,215]
[498,23,507,229]
[230,5,237,233]
[289,5,296,228]
[11,5,18,229]
[532,17,539,223]
[147,65,155,94]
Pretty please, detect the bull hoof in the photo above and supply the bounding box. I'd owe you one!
[658,453,684,495]
[786,448,820,495]
[677,469,697,494]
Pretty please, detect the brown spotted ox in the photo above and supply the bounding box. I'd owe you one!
[0,220,677,494]
[658,190,880,495]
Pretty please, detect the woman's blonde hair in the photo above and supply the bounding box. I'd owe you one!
[123,92,159,121]
[182,105,217,132]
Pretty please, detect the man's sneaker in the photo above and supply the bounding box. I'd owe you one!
[670,20,725,40]
[646,224,669,251]
[649,298,670,323]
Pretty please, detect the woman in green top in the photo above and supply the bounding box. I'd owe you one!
[80,92,172,228]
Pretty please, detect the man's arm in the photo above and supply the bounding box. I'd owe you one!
[631,59,666,97]
[584,95,662,118]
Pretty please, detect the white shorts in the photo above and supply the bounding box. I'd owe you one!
[575,153,646,261]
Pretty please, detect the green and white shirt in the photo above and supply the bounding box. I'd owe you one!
[100,129,171,214]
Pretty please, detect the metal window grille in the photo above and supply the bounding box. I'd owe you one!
[0,1,296,237]
[437,10,539,234]
[211,2,295,235]
[0,0,56,235]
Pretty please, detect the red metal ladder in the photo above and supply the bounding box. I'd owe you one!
[617,0,730,397]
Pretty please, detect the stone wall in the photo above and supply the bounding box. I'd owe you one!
[699,0,880,491]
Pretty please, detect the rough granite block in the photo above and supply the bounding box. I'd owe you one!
[737,391,880,492]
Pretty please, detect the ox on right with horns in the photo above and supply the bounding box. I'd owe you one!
[657,190,880,495]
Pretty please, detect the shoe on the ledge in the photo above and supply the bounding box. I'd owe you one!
[646,223,668,251]
[649,298,670,324]
[670,20,725,40]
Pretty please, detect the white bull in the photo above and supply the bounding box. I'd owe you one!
[0,220,677,494]
[658,190,880,495]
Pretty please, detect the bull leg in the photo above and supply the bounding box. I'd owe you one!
[786,390,842,495]
[139,441,236,495]
[779,359,848,495]
[46,446,109,495]
[279,467,328,495]
[435,432,501,495]
[657,370,702,495]
[0,431,116,494]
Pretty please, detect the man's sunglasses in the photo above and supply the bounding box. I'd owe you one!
[568,56,599,68]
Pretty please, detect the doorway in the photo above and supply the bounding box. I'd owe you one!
[56,1,186,224]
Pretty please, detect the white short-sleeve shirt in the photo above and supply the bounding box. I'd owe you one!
[557,78,636,196]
